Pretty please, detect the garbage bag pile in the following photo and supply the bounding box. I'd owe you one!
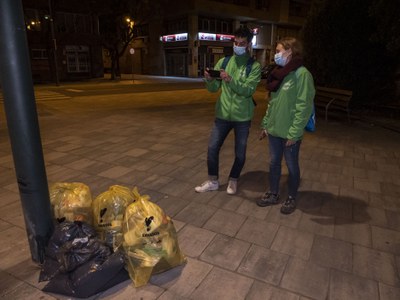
[40,182,186,297]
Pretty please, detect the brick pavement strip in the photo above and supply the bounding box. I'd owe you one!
[0,80,400,299]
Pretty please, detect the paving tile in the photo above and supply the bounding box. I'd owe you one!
[381,182,400,197]
[353,204,388,227]
[342,166,369,179]
[325,173,354,188]
[297,212,334,238]
[154,195,191,218]
[334,218,372,247]
[309,235,352,272]
[296,191,324,213]
[371,226,400,255]
[177,225,216,257]
[200,234,250,271]
[383,195,400,213]
[379,282,400,300]
[235,218,279,248]
[236,199,271,220]
[386,210,400,231]
[157,290,190,300]
[124,147,149,157]
[0,219,13,232]
[271,226,314,260]
[329,269,379,300]
[97,166,132,179]
[354,177,382,193]
[1,282,56,300]
[265,205,302,229]
[310,182,339,196]
[0,189,20,209]
[246,281,300,300]
[150,257,212,297]
[0,270,24,296]
[174,203,216,227]
[353,245,400,286]
[64,158,96,171]
[189,267,253,300]
[157,179,194,198]
[94,280,165,300]
[237,244,289,285]
[320,196,352,220]
[280,257,329,300]
[203,209,247,237]
[137,174,175,192]
[5,258,46,289]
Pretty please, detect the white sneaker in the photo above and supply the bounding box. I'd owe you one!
[195,180,219,193]
[226,180,237,195]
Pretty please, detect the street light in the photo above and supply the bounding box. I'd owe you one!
[129,48,135,83]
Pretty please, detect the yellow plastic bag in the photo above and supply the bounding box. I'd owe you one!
[49,182,92,224]
[92,185,135,250]
[123,187,186,287]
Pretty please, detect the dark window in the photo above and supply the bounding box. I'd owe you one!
[255,0,270,11]
[198,17,233,33]
[31,49,48,59]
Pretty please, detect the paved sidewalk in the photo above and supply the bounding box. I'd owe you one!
[0,77,399,299]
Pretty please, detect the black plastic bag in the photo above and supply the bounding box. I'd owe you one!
[45,221,97,260]
[39,221,97,282]
[40,221,129,297]
[42,251,129,298]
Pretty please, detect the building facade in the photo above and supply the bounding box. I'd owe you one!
[23,0,311,82]
[122,0,311,78]
[23,0,103,83]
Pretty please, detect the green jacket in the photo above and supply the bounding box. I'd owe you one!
[261,66,315,140]
[205,54,261,122]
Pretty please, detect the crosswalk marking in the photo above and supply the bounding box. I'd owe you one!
[0,90,71,102]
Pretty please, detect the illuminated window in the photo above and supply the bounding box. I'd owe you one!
[66,46,90,73]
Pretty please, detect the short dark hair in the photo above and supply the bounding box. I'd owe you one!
[234,27,253,43]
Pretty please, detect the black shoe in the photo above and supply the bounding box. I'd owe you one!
[280,197,296,214]
[256,192,280,207]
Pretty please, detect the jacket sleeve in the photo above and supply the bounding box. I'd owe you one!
[204,59,223,92]
[228,62,261,97]
[287,70,315,140]
[261,100,271,129]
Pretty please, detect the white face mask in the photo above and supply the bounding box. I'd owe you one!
[233,45,247,56]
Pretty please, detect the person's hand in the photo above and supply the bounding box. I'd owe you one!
[286,139,296,146]
[259,129,268,140]
[220,69,232,82]
[204,68,212,81]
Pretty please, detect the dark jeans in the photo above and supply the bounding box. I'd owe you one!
[207,118,251,180]
[268,134,301,198]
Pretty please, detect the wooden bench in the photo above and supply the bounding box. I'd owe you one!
[314,86,353,122]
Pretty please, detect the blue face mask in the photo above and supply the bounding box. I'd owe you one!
[274,52,288,67]
[233,45,247,56]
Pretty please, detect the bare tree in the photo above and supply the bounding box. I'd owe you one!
[94,0,165,80]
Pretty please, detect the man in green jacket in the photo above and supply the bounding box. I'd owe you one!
[195,27,261,195]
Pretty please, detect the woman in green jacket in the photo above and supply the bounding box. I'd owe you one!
[257,37,315,214]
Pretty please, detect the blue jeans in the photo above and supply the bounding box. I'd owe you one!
[268,134,301,198]
[207,118,251,180]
